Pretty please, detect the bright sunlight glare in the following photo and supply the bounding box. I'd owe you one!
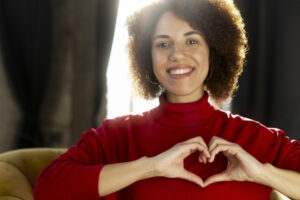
[106,0,158,119]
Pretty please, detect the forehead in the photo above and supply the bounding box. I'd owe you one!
[152,12,195,36]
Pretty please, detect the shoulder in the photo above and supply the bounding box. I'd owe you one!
[96,111,152,133]
[216,108,286,137]
[214,110,294,162]
[216,108,262,126]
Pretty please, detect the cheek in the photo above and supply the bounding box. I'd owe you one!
[151,52,158,69]
[152,50,165,64]
[193,49,209,68]
[152,51,167,72]
[151,53,161,80]
[153,63,164,82]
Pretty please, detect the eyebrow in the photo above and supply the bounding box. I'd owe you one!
[184,31,201,36]
[153,31,201,40]
[153,35,169,40]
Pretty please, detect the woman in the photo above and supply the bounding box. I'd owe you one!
[34,0,300,199]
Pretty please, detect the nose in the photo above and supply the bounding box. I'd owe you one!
[169,44,185,61]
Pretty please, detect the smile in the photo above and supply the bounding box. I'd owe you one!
[167,66,195,78]
[169,68,192,75]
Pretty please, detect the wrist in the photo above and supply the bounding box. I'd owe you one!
[253,163,274,185]
[135,156,157,180]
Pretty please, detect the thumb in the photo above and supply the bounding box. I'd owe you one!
[179,169,204,187]
[204,172,230,187]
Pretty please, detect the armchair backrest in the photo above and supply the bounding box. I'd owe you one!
[0,148,66,200]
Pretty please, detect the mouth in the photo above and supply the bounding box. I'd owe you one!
[167,65,195,78]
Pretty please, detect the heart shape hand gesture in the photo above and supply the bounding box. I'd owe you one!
[151,136,264,187]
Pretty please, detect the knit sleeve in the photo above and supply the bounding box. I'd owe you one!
[271,128,300,173]
[34,126,112,200]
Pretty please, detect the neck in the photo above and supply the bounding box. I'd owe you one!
[166,90,205,103]
[152,92,216,127]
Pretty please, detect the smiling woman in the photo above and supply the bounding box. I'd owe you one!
[34,0,300,199]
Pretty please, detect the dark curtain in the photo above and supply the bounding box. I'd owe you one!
[94,0,120,129]
[0,0,52,148]
[72,0,120,144]
[68,0,120,145]
[233,0,300,140]
[0,0,119,148]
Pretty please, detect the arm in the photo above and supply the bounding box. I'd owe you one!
[34,128,210,199]
[204,136,300,199]
[34,129,107,200]
[98,136,210,196]
[98,156,154,196]
[258,163,300,200]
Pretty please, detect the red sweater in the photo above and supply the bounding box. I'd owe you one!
[34,94,300,200]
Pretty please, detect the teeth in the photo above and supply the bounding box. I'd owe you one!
[169,68,192,75]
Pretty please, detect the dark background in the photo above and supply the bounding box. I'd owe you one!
[233,0,300,141]
[0,0,299,152]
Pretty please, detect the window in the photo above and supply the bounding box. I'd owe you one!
[106,0,158,119]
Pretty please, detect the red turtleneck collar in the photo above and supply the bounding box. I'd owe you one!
[151,93,218,127]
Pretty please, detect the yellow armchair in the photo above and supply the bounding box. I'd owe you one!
[0,148,291,200]
[0,148,66,200]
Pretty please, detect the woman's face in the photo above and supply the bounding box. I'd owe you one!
[151,12,209,103]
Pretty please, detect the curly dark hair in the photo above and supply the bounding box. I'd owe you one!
[127,0,247,103]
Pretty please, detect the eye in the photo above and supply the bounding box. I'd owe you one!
[187,39,199,45]
[156,42,169,48]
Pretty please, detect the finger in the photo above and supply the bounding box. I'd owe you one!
[180,143,210,159]
[180,169,204,187]
[181,137,211,160]
[198,156,203,163]
[204,172,230,187]
[202,153,208,163]
[182,136,208,149]
[198,154,207,163]
[209,144,234,163]
[198,154,204,163]
[199,154,205,163]
[208,136,230,152]
[200,149,210,162]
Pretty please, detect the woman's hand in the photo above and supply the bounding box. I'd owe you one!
[204,136,264,186]
[151,136,211,187]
